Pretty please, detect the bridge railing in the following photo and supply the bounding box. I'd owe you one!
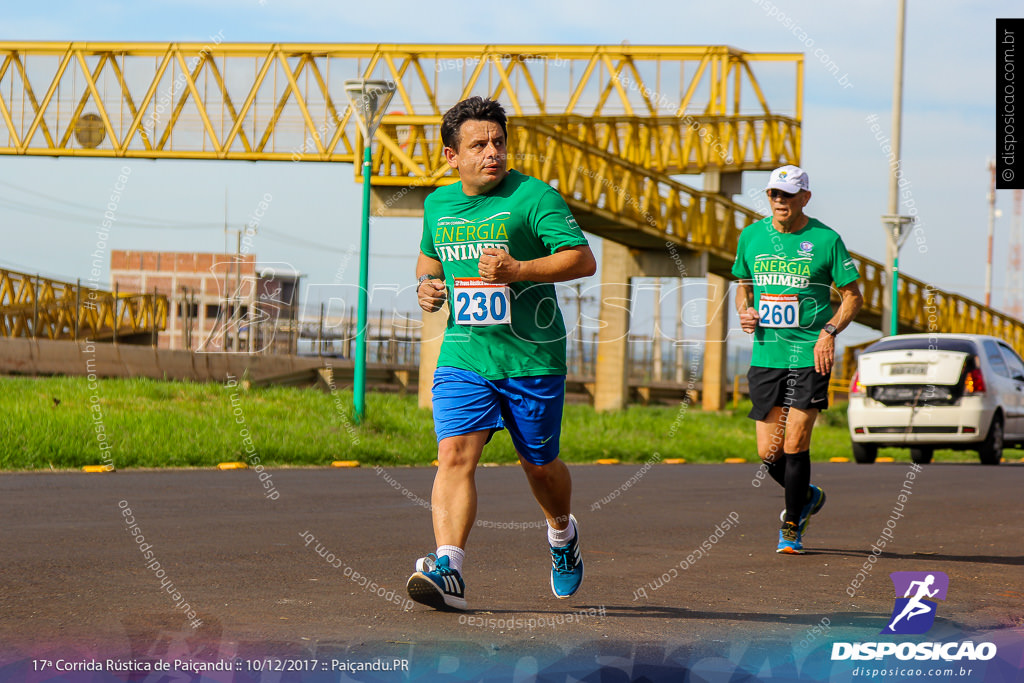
[511,122,1024,361]
[0,42,801,174]
[0,268,167,341]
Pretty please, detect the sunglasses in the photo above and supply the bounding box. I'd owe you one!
[767,189,799,200]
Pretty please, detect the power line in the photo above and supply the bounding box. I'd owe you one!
[0,195,218,230]
[259,228,412,258]
[0,180,222,228]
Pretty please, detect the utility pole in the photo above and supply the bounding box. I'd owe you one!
[234,229,242,352]
[881,0,914,336]
[1006,190,1023,318]
[986,159,998,308]
[652,278,663,381]
[675,282,684,383]
[574,283,584,375]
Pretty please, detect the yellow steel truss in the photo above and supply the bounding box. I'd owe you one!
[0,42,800,171]
[510,123,1024,358]
[0,268,167,341]
[0,41,1019,357]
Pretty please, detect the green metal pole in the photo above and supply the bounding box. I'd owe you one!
[890,253,899,336]
[354,143,372,424]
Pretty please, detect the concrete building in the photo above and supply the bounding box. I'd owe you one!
[110,250,301,353]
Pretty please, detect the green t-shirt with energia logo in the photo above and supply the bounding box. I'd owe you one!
[420,169,590,380]
[731,216,860,369]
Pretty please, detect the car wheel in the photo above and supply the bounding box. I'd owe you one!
[978,416,1003,465]
[909,447,934,465]
[852,441,877,464]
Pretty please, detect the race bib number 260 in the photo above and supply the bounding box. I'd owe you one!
[758,293,799,328]
[453,278,511,326]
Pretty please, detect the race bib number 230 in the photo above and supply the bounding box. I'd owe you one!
[453,278,511,326]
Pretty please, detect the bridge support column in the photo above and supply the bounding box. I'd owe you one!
[369,185,444,409]
[593,239,706,411]
[702,273,729,411]
[371,186,434,217]
[595,240,633,412]
[417,305,447,409]
[702,169,742,412]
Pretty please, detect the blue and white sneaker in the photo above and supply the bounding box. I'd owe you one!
[777,521,805,554]
[406,554,466,611]
[415,552,437,573]
[779,484,827,534]
[550,515,583,599]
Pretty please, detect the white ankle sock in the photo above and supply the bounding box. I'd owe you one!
[436,545,464,573]
[547,518,576,547]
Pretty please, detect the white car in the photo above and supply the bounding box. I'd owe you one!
[847,333,1024,465]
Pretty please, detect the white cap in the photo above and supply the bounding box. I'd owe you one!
[765,165,809,193]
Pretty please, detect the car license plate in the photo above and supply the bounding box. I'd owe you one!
[889,363,928,376]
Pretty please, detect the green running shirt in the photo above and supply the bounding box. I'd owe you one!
[731,216,860,368]
[420,170,590,379]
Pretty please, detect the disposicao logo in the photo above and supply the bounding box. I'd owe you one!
[831,571,997,663]
[883,571,948,635]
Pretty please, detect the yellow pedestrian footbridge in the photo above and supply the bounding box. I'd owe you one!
[0,268,167,342]
[0,41,1019,359]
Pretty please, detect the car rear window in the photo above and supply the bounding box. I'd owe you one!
[863,337,978,354]
[983,340,1010,376]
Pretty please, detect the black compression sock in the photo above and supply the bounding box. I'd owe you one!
[783,450,811,525]
[764,457,786,487]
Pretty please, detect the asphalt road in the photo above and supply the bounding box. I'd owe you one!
[1,461,1022,681]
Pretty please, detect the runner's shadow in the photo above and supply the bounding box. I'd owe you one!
[479,604,882,628]
[813,548,1024,566]
[584,607,983,635]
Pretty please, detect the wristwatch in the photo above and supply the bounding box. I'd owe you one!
[416,273,433,292]
[823,323,838,337]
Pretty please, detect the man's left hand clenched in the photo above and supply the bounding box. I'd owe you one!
[478,248,521,284]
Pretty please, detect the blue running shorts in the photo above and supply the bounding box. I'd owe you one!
[432,366,565,465]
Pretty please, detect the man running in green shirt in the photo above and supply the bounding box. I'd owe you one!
[732,165,863,554]
[407,97,596,609]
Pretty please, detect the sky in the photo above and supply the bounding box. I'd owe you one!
[0,0,1017,349]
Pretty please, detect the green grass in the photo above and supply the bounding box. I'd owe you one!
[0,375,993,470]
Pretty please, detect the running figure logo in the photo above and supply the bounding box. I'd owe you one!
[882,571,949,634]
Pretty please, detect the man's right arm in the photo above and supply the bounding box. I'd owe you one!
[736,281,758,334]
[416,252,447,313]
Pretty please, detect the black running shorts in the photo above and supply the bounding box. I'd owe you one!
[747,366,831,421]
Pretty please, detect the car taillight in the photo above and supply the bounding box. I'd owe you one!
[851,371,863,394]
[964,368,986,394]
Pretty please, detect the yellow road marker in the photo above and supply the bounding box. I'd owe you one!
[331,460,360,468]
[82,465,114,473]
[664,458,686,464]
[724,458,746,464]
[217,462,247,470]
[830,457,850,463]
[596,458,620,465]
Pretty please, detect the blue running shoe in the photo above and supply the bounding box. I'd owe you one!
[779,484,827,534]
[415,552,437,573]
[776,521,805,554]
[406,555,466,611]
[550,515,583,599]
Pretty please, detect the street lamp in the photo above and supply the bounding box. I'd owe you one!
[344,78,396,424]
[881,214,914,335]
[881,0,909,337]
